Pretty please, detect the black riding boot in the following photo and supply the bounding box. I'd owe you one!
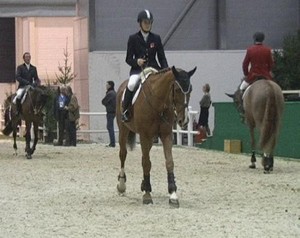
[16,98,22,116]
[122,88,134,122]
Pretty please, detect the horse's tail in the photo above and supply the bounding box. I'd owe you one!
[260,86,281,154]
[127,131,136,151]
[2,106,13,136]
[2,120,13,136]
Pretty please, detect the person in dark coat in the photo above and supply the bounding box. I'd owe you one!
[122,9,169,122]
[13,52,40,115]
[102,81,116,147]
[65,86,80,146]
[54,86,69,146]
[198,83,212,136]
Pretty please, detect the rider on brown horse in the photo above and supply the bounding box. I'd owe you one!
[122,9,169,122]
[13,52,40,116]
[238,32,274,120]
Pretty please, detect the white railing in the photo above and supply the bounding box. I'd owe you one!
[77,112,111,134]
[282,90,300,95]
[1,105,199,146]
[78,107,199,147]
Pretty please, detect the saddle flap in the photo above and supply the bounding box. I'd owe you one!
[122,67,158,106]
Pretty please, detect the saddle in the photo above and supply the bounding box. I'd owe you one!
[122,67,158,105]
[132,67,157,102]
[21,86,32,104]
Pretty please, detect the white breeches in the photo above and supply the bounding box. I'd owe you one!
[127,74,140,91]
[239,80,249,91]
[13,88,25,104]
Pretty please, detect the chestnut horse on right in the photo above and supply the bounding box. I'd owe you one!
[227,79,284,174]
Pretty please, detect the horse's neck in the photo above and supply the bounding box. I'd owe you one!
[148,71,174,101]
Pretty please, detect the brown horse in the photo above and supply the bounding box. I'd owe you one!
[116,66,196,207]
[2,86,48,159]
[227,79,284,173]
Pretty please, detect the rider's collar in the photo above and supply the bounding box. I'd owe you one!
[140,31,149,41]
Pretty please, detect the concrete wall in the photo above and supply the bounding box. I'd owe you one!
[89,0,300,51]
[88,50,245,142]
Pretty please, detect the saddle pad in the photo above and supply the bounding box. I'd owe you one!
[133,68,157,103]
[21,87,31,104]
[242,85,252,100]
[121,67,158,105]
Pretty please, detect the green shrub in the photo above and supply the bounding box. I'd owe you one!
[273,31,300,90]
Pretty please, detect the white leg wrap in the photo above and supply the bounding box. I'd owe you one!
[170,191,178,201]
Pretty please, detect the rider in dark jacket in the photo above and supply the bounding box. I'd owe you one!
[122,9,168,122]
[13,52,40,115]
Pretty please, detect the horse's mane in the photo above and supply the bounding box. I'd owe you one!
[153,67,171,75]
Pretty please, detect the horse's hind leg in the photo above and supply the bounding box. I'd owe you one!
[249,127,257,169]
[262,154,273,174]
[139,135,153,204]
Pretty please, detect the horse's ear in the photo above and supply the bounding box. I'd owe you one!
[225,93,234,98]
[171,66,179,78]
[188,66,197,77]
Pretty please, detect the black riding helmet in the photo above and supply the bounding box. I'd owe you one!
[253,32,265,43]
[137,9,154,23]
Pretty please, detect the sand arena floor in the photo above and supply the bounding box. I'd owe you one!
[0,139,299,238]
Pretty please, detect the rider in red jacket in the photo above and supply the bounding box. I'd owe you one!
[240,32,274,91]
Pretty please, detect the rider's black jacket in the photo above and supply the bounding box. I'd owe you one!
[125,31,168,75]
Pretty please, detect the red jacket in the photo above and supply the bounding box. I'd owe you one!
[242,43,274,83]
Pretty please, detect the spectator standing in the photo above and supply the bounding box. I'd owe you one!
[102,81,116,147]
[54,86,69,146]
[198,83,211,136]
[65,86,80,147]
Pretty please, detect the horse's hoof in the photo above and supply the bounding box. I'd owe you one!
[169,198,180,208]
[264,170,271,174]
[249,164,256,169]
[26,154,32,160]
[117,184,126,194]
[143,193,153,205]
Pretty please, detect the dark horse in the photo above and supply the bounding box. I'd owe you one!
[116,66,196,207]
[2,86,48,159]
[227,79,284,173]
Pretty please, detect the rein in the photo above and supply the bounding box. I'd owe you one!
[141,76,174,125]
[27,87,44,115]
[141,75,189,125]
[172,81,189,116]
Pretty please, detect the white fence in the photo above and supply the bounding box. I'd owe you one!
[77,106,199,146]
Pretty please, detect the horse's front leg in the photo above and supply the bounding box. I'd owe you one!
[117,126,129,195]
[25,122,32,159]
[140,135,153,205]
[161,133,179,208]
[13,129,18,155]
[30,121,39,156]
